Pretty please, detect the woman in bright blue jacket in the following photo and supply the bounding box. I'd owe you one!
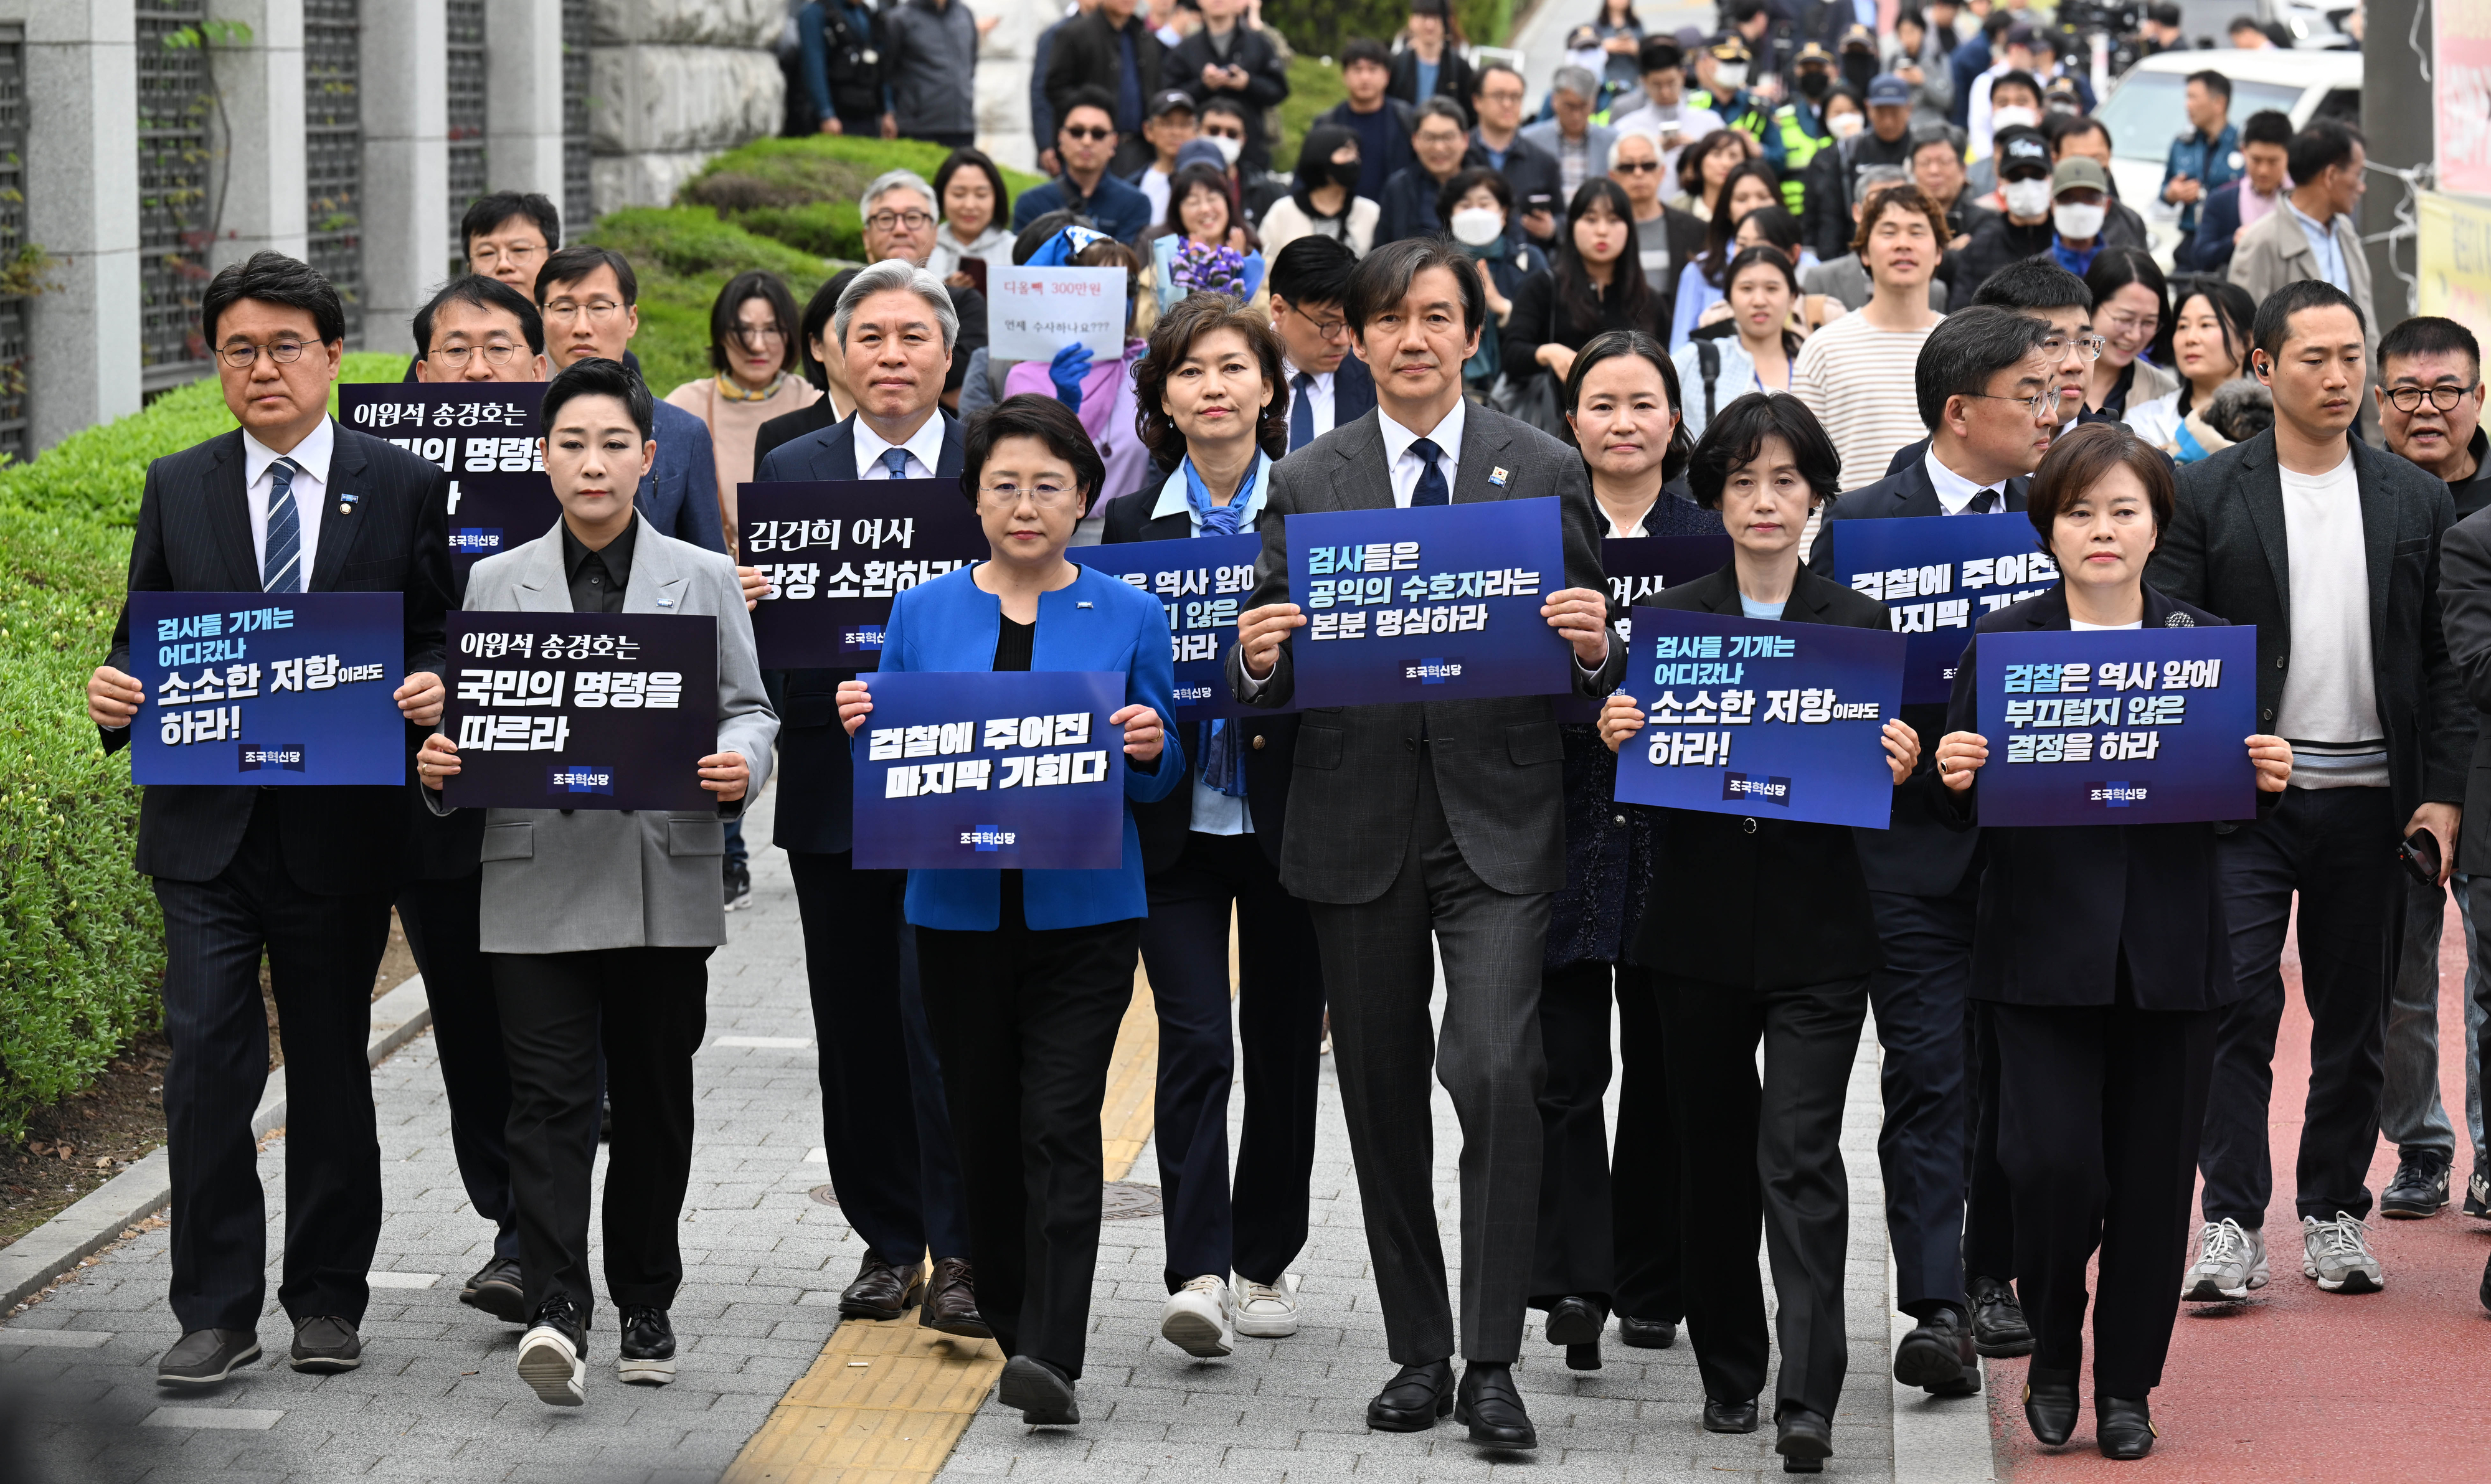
[837,394,1181,1428]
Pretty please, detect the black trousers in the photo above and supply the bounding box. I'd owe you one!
[396,869,519,1264]
[1865,882,1979,1318]
[1993,998,2214,1397]
[153,796,391,1333]
[1529,958,1680,1321]
[1137,831,1326,1292]
[1655,973,1865,1419]
[2201,785,2401,1225]
[787,850,970,1266]
[491,946,712,1323]
[1962,1001,2016,1283]
[916,881,1141,1379]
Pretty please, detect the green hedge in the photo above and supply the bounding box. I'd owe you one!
[678,136,1047,265]
[1262,0,1511,73]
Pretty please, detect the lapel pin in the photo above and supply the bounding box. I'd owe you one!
[658,597,675,608]
[1489,467,1509,488]
[336,491,359,515]
[1077,600,1094,609]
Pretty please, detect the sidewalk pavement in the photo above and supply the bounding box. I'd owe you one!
[0,775,1989,1482]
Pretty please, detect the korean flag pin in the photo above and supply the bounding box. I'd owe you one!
[1077,600,1094,608]
[1489,466,1510,488]
[658,597,675,608]
[336,491,360,516]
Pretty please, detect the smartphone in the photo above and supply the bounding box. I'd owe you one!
[961,257,988,295]
[1526,192,1555,217]
[2399,828,2442,886]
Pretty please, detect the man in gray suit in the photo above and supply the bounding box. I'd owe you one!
[1226,237,1625,1449]
[418,357,778,1408]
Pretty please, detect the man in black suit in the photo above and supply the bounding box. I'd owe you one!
[1266,238,1378,456]
[85,252,454,1386]
[1226,238,1627,1449]
[2148,280,2472,1303]
[1166,0,1289,174]
[1809,307,2059,1392]
[1882,257,2099,479]
[749,259,980,1334]
[1044,0,1163,177]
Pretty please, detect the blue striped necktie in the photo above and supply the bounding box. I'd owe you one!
[262,456,303,592]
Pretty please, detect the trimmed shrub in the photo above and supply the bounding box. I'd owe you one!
[1260,0,1511,76]
[677,136,1046,264]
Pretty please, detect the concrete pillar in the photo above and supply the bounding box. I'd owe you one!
[17,0,142,454]
[206,0,308,274]
[2361,0,2431,324]
[972,0,1038,174]
[360,0,446,356]
[485,0,569,217]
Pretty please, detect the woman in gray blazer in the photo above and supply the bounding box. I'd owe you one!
[418,357,778,1409]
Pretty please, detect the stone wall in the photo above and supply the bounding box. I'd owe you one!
[588,0,785,212]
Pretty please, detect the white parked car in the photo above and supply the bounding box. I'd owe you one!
[2092,47,2362,265]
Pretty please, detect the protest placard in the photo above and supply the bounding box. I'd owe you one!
[1973,626,2259,826]
[849,670,1129,870]
[1074,533,1269,717]
[986,266,1130,362]
[740,479,986,666]
[340,383,558,580]
[130,592,408,787]
[1551,532,1734,721]
[1611,607,1908,828]
[1828,513,2058,703]
[440,612,719,811]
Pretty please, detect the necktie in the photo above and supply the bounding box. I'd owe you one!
[262,456,303,593]
[1288,372,1315,452]
[1408,437,1449,508]
[1967,488,2000,514]
[882,447,912,479]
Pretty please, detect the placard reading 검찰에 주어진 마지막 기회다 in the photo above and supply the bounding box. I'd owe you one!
[848,669,1130,870]
[1830,511,2060,704]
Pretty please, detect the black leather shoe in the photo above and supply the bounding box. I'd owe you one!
[1775,1405,1833,1472]
[288,1315,361,1374]
[1967,1275,2035,1358]
[2023,1365,2079,1446]
[1365,1359,1454,1432]
[1453,1362,1536,1449]
[1542,1295,1605,1347]
[1703,1397,1760,1434]
[2096,1394,2156,1460]
[2382,1151,2451,1218]
[459,1257,526,1324]
[1618,1314,1677,1349]
[156,1328,261,1387]
[1565,1341,1601,1371]
[920,1255,991,1338]
[618,1306,675,1386]
[839,1253,926,1321]
[998,1354,1079,1425]
[1893,1306,1978,1395]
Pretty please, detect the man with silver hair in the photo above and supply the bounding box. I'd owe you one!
[856,169,989,405]
[1520,65,1618,199]
[752,254,983,1338]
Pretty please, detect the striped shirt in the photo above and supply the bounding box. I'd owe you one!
[1793,312,1943,496]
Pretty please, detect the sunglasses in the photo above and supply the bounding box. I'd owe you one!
[1062,125,1114,142]
[1610,158,1661,174]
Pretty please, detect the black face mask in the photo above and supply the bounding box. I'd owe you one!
[1795,69,1832,100]
[1328,158,1364,191]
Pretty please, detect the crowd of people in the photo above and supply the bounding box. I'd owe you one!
[76,0,2491,1475]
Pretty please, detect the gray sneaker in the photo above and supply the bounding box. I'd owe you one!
[2181,1218,2267,1301]
[2300,1212,2385,1293]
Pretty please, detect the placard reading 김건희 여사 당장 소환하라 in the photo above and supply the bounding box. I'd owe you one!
[339,383,560,580]
[1829,511,2059,704]
[739,479,988,668]
[129,591,408,786]
[438,612,719,811]
[848,669,1130,871]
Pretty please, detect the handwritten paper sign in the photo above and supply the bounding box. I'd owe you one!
[987,266,1130,362]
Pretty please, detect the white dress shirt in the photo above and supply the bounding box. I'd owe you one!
[243,417,336,585]
[1377,397,1466,507]
[1284,358,1339,445]
[853,412,948,480]
[1922,448,2007,516]
[1601,499,1660,539]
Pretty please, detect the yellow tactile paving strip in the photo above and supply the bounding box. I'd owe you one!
[724,965,1161,1484]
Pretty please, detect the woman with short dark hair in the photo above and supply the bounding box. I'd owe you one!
[1932,423,2290,1460]
[1505,179,1668,406]
[835,395,1181,1429]
[1596,390,1919,1472]
[665,270,820,544]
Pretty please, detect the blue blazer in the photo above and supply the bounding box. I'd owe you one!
[645,399,729,555]
[2185,179,2247,275]
[760,411,967,856]
[871,562,1185,930]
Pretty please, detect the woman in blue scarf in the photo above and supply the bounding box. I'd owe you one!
[1095,293,1328,1361]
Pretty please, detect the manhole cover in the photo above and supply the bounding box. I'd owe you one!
[814,1181,1161,1219]
[810,1184,841,1207]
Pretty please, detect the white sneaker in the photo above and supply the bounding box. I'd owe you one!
[1160,1274,1235,1358]
[1234,1274,1300,1338]
[517,1321,587,1406]
[2300,1212,2385,1293]
[2181,1218,2267,1301]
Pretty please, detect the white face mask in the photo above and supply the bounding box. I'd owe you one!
[1450,207,1507,246]
[1827,113,1865,140]
[2002,177,2053,219]
[1206,133,1244,166]
[1715,62,1748,89]
[1992,105,2041,130]
[2053,201,2107,240]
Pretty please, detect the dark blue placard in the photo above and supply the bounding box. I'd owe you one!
[1828,513,2059,704]
[1973,626,2258,826]
[849,670,1129,870]
[1074,532,1270,718]
[129,592,407,787]
[1284,498,1572,707]
[439,612,719,811]
[1554,533,1736,722]
[339,384,557,583]
[740,480,988,666]
[1612,607,1908,828]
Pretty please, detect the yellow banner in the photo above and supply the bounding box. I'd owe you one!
[2418,191,2491,346]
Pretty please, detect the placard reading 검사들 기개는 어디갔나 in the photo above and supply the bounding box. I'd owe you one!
[339,382,559,581]
[740,478,988,668]
[848,669,1130,870]
[439,611,719,811]
[130,590,408,786]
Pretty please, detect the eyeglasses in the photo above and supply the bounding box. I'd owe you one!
[1062,125,1115,142]
[2385,384,2480,414]
[217,339,310,369]
[543,298,628,323]
[425,342,526,369]
[1965,387,2061,421]
[2037,333,2108,362]
[866,209,934,232]
[1610,158,1662,174]
[469,242,545,270]
[730,323,788,347]
[976,480,1084,509]
[1281,303,1349,339]
[2102,311,2157,338]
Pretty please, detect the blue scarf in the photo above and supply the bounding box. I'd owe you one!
[1176,451,1264,795]
[1181,449,1264,537]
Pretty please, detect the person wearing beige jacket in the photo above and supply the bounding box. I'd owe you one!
[2228,118,2374,354]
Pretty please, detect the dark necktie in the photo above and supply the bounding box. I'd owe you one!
[262,456,303,592]
[1967,488,2000,514]
[1408,436,1449,507]
[882,447,912,479]
[1289,372,1315,452]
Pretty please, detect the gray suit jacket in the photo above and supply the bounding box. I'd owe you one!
[1223,404,1626,904]
[1518,120,1615,181]
[433,520,779,954]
